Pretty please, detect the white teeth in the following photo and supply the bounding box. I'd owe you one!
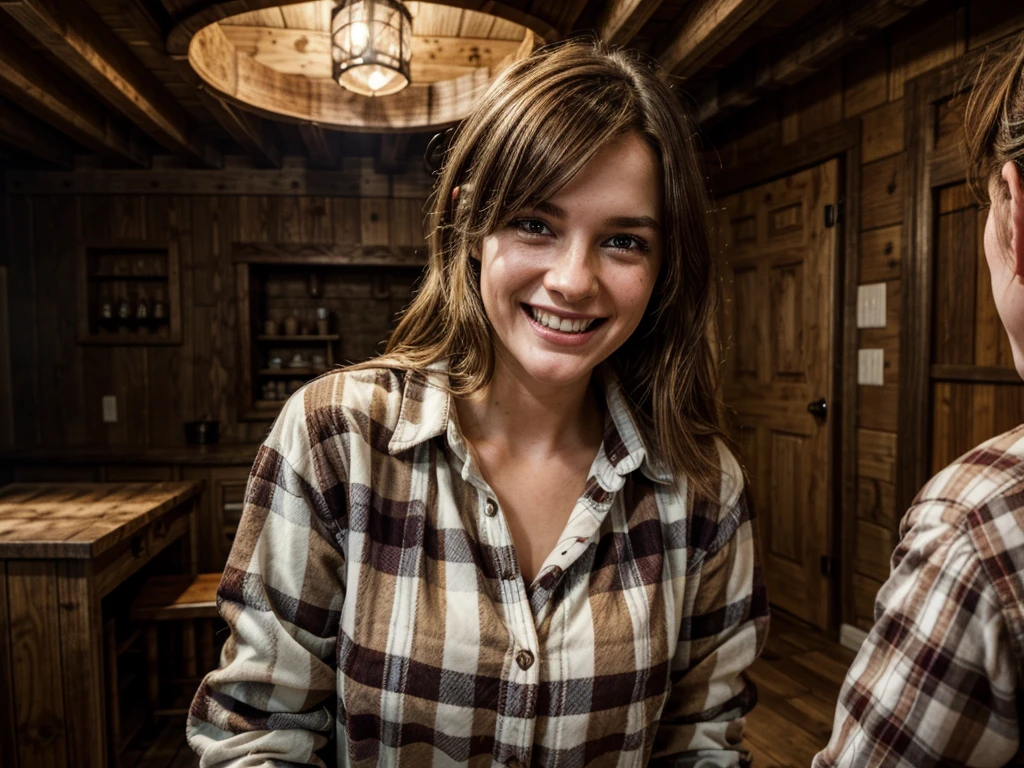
[529,307,596,333]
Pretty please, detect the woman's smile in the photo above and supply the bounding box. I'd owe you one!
[478,131,664,389]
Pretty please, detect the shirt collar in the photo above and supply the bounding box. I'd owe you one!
[386,360,673,486]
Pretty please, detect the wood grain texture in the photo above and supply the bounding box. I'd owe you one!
[857,429,897,483]
[0,482,201,559]
[1,0,220,167]
[855,520,894,582]
[56,560,105,767]
[6,560,67,767]
[933,205,977,366]
[0,563,16,767]
[851,572,884,631]
[861,155,904,229]
[859,224,902,283]
[861,99,904,163]
[0,24,148,166]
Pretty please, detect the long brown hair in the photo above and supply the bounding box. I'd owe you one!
[359,38,727,500]
[966,36,1024,201]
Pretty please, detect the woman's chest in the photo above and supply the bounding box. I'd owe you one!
[336,456,683,760]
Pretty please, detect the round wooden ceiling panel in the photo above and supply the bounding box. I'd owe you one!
[187,1,540,132]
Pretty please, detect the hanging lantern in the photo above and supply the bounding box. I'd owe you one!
[331,0,412,97]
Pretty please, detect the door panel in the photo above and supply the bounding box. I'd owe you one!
[715,159,839,630]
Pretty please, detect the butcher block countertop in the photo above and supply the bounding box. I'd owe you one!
[0,481,202,559]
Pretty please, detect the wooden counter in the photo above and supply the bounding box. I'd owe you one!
[0,482,202,768]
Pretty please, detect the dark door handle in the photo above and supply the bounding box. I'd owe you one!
[807,398,827,420]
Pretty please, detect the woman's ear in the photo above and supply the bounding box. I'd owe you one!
[452,186,460,203]
[1001,161,1024,279]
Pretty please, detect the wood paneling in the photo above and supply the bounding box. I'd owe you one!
[5,184,429,451]
[844,36,889,119]
[858,279,901,432]
[851,572,884,632]
[859,224,902,283]
[857,476,897,529]
[854,520,894,582]
[861,155,904,229]
[857,429,897,484]
[931,382,1024,471]
[7,560,67,767]
[888,11,964,101]
[861,99,904,163]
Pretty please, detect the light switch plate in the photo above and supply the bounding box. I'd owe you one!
[857,283,887,328]
[858,349,885,386]
[102,395,118,423]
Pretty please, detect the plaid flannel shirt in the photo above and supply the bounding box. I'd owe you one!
[186,363,768,767]
[815,425,1024,767]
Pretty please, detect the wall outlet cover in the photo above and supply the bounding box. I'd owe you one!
[102,395,118,423]
[858,348,885,386]
[857,283,887,329]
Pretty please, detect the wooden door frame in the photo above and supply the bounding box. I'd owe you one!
[898,35,1023,513]
[710,118,861,633]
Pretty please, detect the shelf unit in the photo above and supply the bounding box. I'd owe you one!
[77,241,182,345]
[234,243,427,420]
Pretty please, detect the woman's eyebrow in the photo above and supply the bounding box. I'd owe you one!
[530,201,661,232]
[605,215,661,232]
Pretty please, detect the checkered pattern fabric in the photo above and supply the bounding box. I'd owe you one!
[186,363,768,767]
[815,425,1024,767]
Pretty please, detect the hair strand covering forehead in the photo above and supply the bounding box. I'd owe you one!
[351,37,733,502]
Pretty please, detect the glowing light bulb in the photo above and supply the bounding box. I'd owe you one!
[367,68,388,92]
[349,21,369,49]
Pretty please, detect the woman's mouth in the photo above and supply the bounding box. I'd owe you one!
[522,304,606,337]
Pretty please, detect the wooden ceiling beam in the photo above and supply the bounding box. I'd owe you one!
[299,124,337,170]
[695,0,930,125]
[0,95,74,168]
[0,0,221,168]
[0,25,149,167]
[598,0,665,47]
[199,92,283,168]
[657,0,780,79]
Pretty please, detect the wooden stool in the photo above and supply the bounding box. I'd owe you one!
[130,573,222,717]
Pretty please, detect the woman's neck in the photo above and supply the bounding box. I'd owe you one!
[456,356,603,460]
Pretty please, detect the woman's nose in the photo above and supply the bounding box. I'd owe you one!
[544,239,599,302]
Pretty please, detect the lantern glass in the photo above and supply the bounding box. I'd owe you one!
[331,0,412,97]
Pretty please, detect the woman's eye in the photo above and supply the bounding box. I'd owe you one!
[605,234,648,252]
[512,218,551,236]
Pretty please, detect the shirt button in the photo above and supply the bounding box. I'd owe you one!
[484,499,498,517]
[516,650,535,670]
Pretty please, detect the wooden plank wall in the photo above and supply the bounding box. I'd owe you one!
[4,172,430,449]
[707,0,1024,630]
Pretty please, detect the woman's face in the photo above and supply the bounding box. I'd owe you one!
[477,131,664,391]
[984,167,1024,379]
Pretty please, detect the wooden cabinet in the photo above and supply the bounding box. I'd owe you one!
[182,465,251,571]
[77,242,182,345]
[234,242,426,420]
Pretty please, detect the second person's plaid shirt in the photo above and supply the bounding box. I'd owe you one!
[187,362,768,767]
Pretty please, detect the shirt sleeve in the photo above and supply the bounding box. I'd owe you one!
[186,393,348,768]
[813,499,1019,767]
[650,481,770,768]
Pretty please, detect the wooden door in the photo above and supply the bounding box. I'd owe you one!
[715,159,839,630]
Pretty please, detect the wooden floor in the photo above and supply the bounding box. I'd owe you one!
[744,611,858,766]
[132,611,855,768]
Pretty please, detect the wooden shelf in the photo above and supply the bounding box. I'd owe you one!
[257,334,338,342]
[78,241,181,346]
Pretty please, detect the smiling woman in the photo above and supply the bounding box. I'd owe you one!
[187,38,768,768]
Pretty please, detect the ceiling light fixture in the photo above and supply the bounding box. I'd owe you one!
[331,0,412,97]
